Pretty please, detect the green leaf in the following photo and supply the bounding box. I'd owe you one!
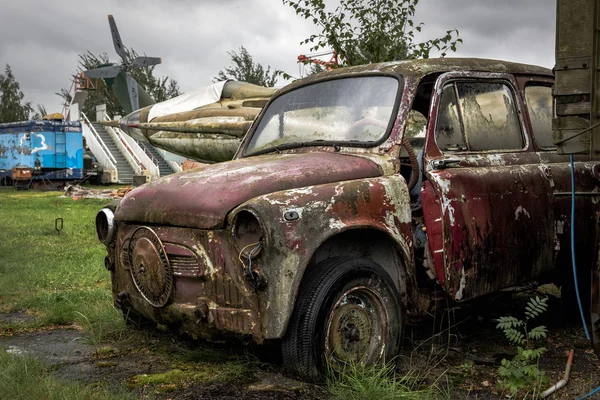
[282,0,463,66]
[528,325,548,340]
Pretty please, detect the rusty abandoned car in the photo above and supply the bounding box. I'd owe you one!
[96,58,598,378]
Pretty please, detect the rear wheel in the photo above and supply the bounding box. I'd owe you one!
[282,258,403,380]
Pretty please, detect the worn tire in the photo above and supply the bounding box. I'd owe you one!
[282,257,403,380]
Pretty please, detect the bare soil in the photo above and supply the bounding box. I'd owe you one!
[402,290,600,399]
[0,324,327,399]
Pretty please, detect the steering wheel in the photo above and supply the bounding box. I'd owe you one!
[346,118,388,139]
[346,118,420,191]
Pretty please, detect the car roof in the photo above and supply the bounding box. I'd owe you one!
[286,58,553,90]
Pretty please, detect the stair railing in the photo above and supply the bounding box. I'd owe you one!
[136,140,161,170]
[169,159,183,173]
[81,112,118,176]
[102,112,159,180]
[155,147,183,173]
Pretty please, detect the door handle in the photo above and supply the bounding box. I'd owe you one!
[431,158,462,170]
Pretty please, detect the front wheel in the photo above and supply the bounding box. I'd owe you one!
[282,258,403,380]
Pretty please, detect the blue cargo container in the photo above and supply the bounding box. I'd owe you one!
[0,120,83,181]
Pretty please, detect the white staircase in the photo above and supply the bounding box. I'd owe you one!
[71,96,179,183]
[91,122,136,184]
[136,140,177,176]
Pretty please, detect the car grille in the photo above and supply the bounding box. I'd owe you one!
[168,254,202,277]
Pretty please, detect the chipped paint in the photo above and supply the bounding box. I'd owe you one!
[556,220,565,234]
[435,177,456,226]
[116,152,383,229]
[192,243,215,275]
[328,218,347,230]
[455,268,467,300]
[101,58,600,363]
[515,206,531,220]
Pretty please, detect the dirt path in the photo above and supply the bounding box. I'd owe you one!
[1,291,599,399]
[0,317,327,399]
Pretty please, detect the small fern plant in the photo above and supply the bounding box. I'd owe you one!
[496,296,549,397]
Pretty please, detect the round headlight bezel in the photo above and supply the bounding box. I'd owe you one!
[233,210,263,259]
[96,208,116,245]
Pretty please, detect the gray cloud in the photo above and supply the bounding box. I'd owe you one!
[413,0,555,66]
[0,0,555,115]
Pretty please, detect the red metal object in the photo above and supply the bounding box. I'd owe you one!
[297,51,339,71]
[99,59,600,367]
[421,181,445,285]
[116,152,382,229]
[74,73,97,91]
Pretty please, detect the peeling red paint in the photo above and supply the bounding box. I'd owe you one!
[115,152,382,229]
[99,59,600,362]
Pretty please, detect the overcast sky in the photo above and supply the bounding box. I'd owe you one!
[0,0,555,114]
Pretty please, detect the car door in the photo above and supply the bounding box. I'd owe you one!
[421,72,555,301]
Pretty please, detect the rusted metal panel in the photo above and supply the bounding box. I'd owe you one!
[234,174,416,338]
[420,181,445,285]
[538,153,600,267]
[115,152,383,229]
[110,171,416,342]
[279,59,552,96]
[112,224,263,341]
[425,155,555,301]
[100,58,600,360]
[422,71,557,301]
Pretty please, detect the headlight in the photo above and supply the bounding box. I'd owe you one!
[233,210,263,258]
[96,208,116,245]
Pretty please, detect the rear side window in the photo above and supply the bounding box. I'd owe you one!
[435,81,524,152]
[524,85,554,149]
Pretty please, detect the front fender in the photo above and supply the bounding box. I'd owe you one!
[231,175,414,339]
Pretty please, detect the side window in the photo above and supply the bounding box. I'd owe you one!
[524,85,554,149]
[434,81,524,152]
[435,84,467,151]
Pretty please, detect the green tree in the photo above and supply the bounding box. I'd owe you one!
[283,0,463,67]
[30,104,48,120]
[215,47,278,87]
[0,64,33,123]
[57,49,181,119]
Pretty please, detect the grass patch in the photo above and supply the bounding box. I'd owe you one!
[327,361,450,400]
[0,190,118,335]
[130,360,254,393]
[96,361,119,368]
[0,350,133,400]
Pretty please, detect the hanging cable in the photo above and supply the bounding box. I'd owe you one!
[569,154,591,341]
[237,241,263,288]
[571,153,599,400]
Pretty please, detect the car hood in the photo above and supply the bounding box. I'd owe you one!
[115,152,384,229]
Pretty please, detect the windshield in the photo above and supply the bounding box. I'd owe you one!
[244,76,400,155]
